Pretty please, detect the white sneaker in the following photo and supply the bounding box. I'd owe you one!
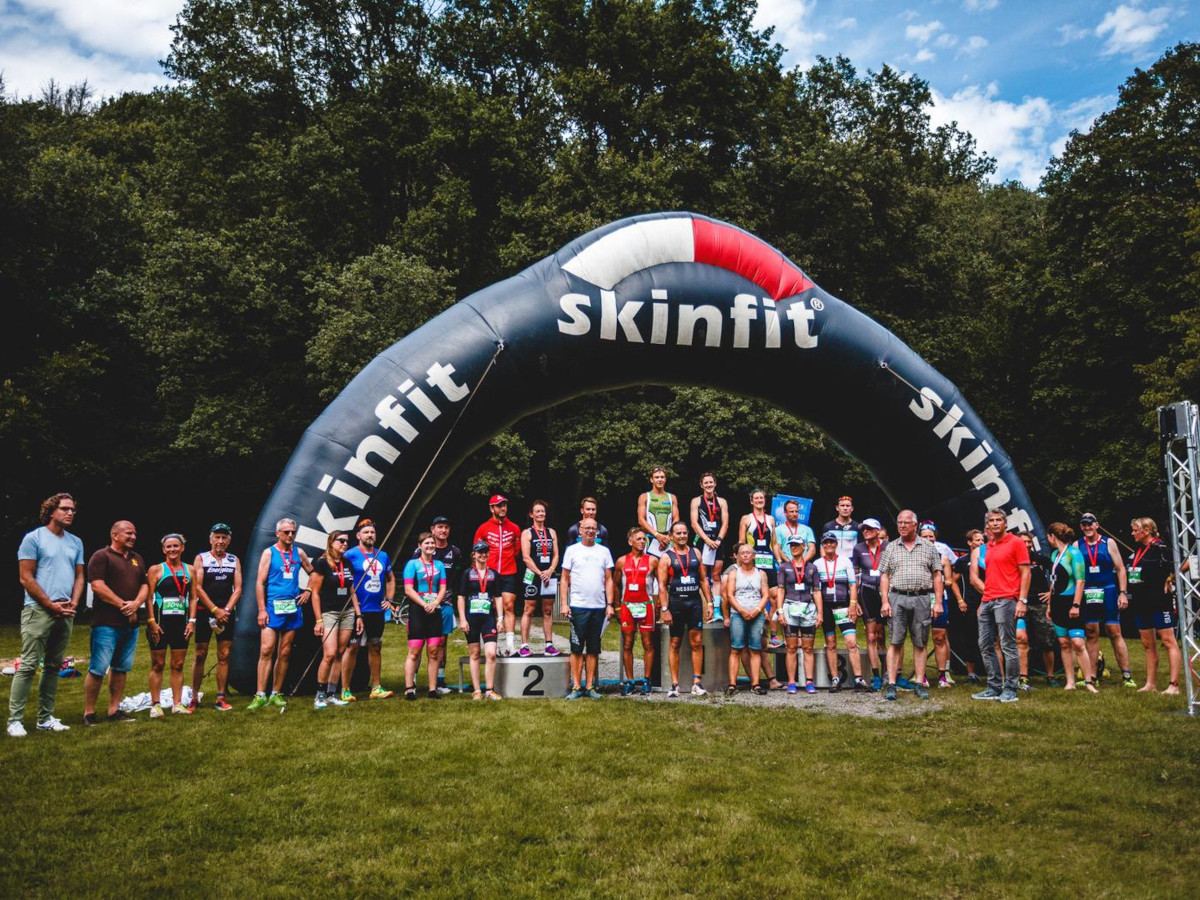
[7,721,27,738]
[37,716,70,732]
[434,685,452,695]
[313,695,328,710]
[691,683,708,696]
[667,685,680,698]
[149,705,164,719]
[326,694,349,707]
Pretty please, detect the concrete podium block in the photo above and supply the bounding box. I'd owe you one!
[491,654,571,698]
[652,623,730,692]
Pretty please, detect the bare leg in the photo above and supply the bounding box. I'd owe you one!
[341,641,360,693]
[570,652,584,689]
[669,636,683,685]
[215,642,232,695]
[845,634,862,678]
[1161,630,1182,694]
[623,631,636,681]
[689,631,704,682]
[584,654,598,690]
[272,632,295,693]
[640,630,655,683]
[1106,623,1131,674]
[1139,629,1158,691]
[484,643,498,692]
[191,642,209,700]
[785,635,798,684]
[802,637,816,683]
[107,672,127,716]
[83,672,104,716]
[468,644,482,693]
[405,644,423,690]
[1085,622,1100,674]
[257,629,278,693]
[169,649,187,706]
[148,651,166,703]
[1059,638,1076,689]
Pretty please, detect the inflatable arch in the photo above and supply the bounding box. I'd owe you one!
[230,212,1043,690]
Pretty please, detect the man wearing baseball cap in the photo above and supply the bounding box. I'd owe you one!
[1076,512,1133,686]
[191,523,242,711]
[474,495,522,656]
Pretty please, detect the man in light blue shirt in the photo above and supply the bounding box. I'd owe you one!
[10,492,84,737]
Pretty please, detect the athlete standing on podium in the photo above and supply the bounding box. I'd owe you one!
[658,521,713,698]
[474,495,522,656]
[638,467,679,562]
[614,527,655,695]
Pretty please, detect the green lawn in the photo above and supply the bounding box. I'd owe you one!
[1,624,1197,899]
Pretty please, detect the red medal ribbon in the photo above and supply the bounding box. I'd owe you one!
[823,558,837,590]
[1084,538,1101,568]
[1131,540,1158,571]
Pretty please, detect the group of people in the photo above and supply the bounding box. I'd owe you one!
[6,476,1188,735]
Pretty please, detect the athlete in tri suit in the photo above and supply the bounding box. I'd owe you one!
[814,531,867,691]
[739,489,781,688]
[1076,512,1134,687]
[566,497,610,546]
[1045,522,1097,692]
[614,527,656,695]
[248,517,313,710]
[690,472,730,590]
[822,496,862,563]
[519,500,560,657]
[779,535,822,694]
[638,466,680,561]
[474,494,522,656]
[308,530,362,709]
[192,523,241,711]
[346,519,395,701]
[1127,517,1183,694]
[919,522,958,689]
[425,516,463,693]
[402,532,448,700]
[850,517,887,690]
[950,529,986,684]
[771,499,816,649]
[1018,531,1059,690]
[145,534,198,717]
[457,540,503,700]
[657,522,713,697]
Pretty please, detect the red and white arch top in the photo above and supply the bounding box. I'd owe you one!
[561,216,813,301]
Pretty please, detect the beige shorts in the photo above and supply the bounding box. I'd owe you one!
[322,607,356,632]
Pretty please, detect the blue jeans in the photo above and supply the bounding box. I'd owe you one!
[89,624,139,676]
[978,598,1018,692]
[729,610,765,650]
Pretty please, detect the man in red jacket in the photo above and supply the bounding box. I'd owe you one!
[474,495,522,656]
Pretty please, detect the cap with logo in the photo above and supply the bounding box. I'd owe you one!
[821,530,839,544]
[210,522,232,534]
[862,518,881,530]
[488,494,508,506]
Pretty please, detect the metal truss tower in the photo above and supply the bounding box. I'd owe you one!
[1161,401,1200,715]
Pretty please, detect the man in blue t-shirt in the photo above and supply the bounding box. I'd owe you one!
[343,519,396,700]
[11,493,85,736]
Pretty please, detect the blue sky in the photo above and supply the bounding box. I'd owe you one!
[1,1,1196,185]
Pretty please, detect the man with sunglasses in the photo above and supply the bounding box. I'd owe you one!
[346,519,396,700]
[10,493,84,736]
[247,518,313,710]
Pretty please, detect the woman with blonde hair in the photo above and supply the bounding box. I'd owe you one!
[1043,523,1097,693]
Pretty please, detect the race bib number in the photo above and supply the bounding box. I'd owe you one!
[469,594,492,615]
[785,600,817,627]
[274,598,297,615]
[1084,588,1105,605]
[754,551,773,569]
[523,570,536,585]
[626,582,641,592]
[626,602,648,619]
[1129,567,1142,584]
[833,607,850,625]
[161,597,186,615]
[422,592,437,604]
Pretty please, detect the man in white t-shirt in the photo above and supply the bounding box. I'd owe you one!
[560,518,614,699]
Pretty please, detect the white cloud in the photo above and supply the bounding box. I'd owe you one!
[914,48,937,63]
[906,20,945,44]
[935,33,959,49]
[1058,23,1091,44]
[753,0,826,67]
[930,82,1056,186]
[19,0,178,59]
[960,35,989,55]
[834,17,857,30]
[1095,4,1173,56]
[963,0,999,11]
[0,35,166,100]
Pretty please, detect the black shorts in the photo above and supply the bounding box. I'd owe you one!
[497,573,520,596]
[783,622,816,638]
[822,606,856,637]
[568,607,605,655]
[465,612,498,645]
[193,611,234,645]
[360,611,386,641]
[667,595,704,638]
[147,615,190,651]
[407,604,443,641]
[858,585,883,622]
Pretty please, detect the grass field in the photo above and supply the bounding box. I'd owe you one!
[1,623,1198,899]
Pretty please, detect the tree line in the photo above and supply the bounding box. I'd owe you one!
[2,1,1197,599]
